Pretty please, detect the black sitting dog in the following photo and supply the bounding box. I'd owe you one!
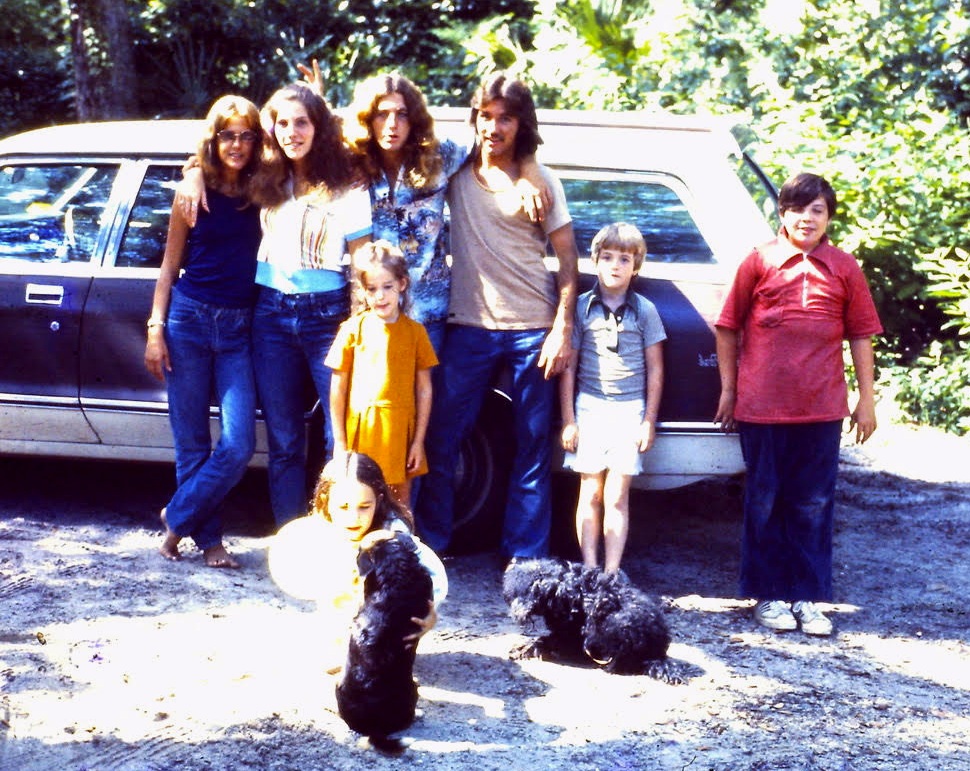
[336,530,434,749]
[503,557,681,683]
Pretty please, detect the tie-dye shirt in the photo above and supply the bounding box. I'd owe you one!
[369,139,469,324]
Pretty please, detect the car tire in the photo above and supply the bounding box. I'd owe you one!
[447,390,513,554]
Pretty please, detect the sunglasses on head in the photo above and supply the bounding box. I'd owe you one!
[216,129,258,144]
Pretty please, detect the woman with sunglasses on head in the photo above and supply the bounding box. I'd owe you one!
[146,95,263,568]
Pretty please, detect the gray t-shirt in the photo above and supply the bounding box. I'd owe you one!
[446,163,571,330]
[572,287,667,400]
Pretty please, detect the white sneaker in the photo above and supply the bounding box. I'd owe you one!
[792,601,833,636]
[754,600,797,631]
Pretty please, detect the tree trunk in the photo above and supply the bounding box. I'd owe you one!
[67,0,138,121]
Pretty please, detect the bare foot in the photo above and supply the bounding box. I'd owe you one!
[159,509,182,561]
[203,544,240,569]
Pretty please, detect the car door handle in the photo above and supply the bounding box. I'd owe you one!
[26,283,65,306]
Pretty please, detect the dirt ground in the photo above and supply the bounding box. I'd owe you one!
[1,420,968,771]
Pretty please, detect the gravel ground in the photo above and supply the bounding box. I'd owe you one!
[0,421,968,770]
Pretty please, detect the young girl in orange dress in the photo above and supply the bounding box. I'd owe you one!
[325,241,438,506]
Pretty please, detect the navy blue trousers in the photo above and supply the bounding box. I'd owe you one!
[738,421,842,602]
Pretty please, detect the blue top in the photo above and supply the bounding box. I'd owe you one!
[369,139,469,325]
[571,285,667,400]
[178,188,260,308]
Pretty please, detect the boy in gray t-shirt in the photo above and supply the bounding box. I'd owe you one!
[559,222,666,574]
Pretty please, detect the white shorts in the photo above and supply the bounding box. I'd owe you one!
[563,391,646,476]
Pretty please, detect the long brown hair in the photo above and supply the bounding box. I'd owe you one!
[470,72,543,160]
[251,83,359,208]
[197,95,262,199]
[309,452,415,532]
[345,73,443,190]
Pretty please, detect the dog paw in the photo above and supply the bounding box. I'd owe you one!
[644,659,685,685]
[366,735,410,755]
[509,640,545,661]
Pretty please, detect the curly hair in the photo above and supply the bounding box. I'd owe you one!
[309,452,415,533]
[197,95,262,199]
[470,72,543,160]
[344,73,443,191]
[251,83,360,208]
[349,240,412,316]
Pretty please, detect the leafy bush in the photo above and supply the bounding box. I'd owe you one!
[885,342,970,435]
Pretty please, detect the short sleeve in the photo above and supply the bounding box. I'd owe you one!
[637,295,667,347]
[324,318,357,371]
[339,185,373,243]
[842,262,883,339]
[570,302,584,349]
[539,166,572,236]
[414,321,439,370]
[716,247,762,330]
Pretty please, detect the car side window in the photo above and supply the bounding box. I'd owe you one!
[115,164,182,269]
[0,164,117,266]
[561,176,715,264]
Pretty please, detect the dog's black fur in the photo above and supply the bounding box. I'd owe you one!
[503,557,681,683]
[336,530,434,746]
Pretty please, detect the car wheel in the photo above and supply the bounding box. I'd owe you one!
[448,391,513,554]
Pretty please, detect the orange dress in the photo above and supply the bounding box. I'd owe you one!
[325,312,438,484]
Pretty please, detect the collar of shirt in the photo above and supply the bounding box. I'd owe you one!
[583,284,639,321]
[762,229,840,271]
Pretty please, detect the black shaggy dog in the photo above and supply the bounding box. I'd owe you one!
[336,530,434,749]
[503,557,681,683]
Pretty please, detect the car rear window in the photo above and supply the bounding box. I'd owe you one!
[560,174,715,264]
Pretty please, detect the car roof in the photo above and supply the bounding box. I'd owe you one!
[0,108,744,167]
[0,120,205,159]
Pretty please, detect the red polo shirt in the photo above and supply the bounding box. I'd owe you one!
[717,232,883,423]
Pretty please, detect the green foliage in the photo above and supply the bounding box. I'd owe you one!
[885,342,970,435]
[459,0,970,432]
[2,0,535,128]
[0,0,71,136]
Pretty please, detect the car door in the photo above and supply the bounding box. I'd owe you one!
[0,162,118,444]
[78,161,181,451]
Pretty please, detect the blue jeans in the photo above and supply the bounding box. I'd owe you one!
[422,318,447,359]
[416,325,554,558]
[738,421,842,602]
[408,317,446,511]
[164,288,256,550]
[252,285,349,526]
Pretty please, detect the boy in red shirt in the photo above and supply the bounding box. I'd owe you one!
[715,173,882,636]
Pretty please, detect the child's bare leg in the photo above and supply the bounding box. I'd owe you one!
[576,472,606,568]
[159,508,182,561]
[602,472,633,574]
[204,543,241,569]
[389,479,411,509]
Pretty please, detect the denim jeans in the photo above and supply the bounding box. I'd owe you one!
[164,288,256,550]
[416,324,554,558]
[738,420,842,602]
[252,285,349,526]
